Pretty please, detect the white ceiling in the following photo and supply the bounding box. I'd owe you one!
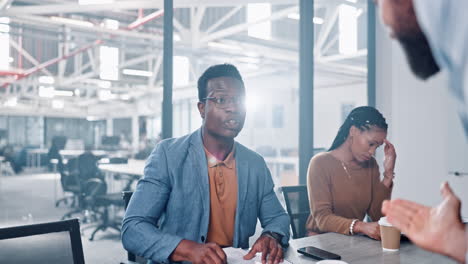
[0,0,368,118]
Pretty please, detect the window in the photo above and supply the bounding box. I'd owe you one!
[341,103,355,123]
[99,46,119,81]
[314,1,368,150]
[0,17,10,70]
[338,4,358,55]
[247,3,272,40]
[272,105,284,128]
[174,56,189,86]
[173,2,298,187]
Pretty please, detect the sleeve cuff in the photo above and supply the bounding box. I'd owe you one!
[156,235,184,263]
[262,230,289,248]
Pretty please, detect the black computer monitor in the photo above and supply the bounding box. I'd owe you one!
[0,218,85,264]
[101,136,120,147]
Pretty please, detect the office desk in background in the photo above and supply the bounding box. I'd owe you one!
[99,159,145,177]
[99,159,145,192]
[59,149,129,159]
[284,232,455,264]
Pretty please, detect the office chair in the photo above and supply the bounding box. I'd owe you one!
[61,154,105,221]
[87,178,124,241]
[56,158,81,208]
[0,218,85,264]
[281,185,310,239]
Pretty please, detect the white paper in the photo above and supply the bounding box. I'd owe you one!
[223,247,292,264]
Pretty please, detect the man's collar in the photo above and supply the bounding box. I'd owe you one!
[204,146,235,169]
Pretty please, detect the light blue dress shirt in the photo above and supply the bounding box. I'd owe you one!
[413,1,468,261]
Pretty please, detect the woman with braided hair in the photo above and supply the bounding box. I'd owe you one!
[306,106,397,240]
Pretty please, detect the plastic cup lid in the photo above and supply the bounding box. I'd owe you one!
[378,217,393,227]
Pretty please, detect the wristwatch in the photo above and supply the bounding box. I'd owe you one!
[262,231,283,245]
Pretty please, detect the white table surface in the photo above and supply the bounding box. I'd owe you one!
[99,159,146,177]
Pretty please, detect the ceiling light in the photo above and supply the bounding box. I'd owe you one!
[102,19,119,30]
[287,13,300,20]
[52,100,64,109]
[122,69,153,77]
[54,90,74,97]
[38,76,55,84]
[120,94,130,100]
[98,90,115,101]
[313,17,324,24]
[98,80,111,89]
[39,86,55,98]
[287,13,324,24]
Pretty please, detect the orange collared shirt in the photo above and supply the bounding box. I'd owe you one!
[204,146,238,247]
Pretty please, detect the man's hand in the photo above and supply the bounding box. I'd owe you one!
[382,182,466,263]
[354,221,381,240]
[243,234,283,264]
[170,240,227,264]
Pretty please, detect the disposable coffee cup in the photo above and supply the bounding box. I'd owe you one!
[379,217,401,251]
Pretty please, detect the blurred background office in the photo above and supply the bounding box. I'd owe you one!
[0,0,466,263]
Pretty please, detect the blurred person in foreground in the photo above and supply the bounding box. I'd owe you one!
[374,0,467,262]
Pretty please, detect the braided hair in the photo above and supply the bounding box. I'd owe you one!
[329,106,388,151]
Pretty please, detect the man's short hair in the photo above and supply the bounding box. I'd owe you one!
[197,64,244,102]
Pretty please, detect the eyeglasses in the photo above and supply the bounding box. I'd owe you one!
[203,96,245,109]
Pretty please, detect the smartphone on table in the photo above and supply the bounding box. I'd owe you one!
[297,246,341,260]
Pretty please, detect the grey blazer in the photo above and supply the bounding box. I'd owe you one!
[121,129,290,264]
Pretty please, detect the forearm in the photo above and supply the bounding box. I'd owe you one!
[443,224,466,263]
[170,239,196,262]
[121,217,183,262]
[259,166,291,243]
[314,211,354,235]
[382,171,394,188]
[259,203,291,245]
[382,176,393,188]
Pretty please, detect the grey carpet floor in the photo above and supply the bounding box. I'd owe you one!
[0,172,126,264]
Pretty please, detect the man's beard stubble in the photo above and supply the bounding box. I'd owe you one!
[397,30,440,80]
